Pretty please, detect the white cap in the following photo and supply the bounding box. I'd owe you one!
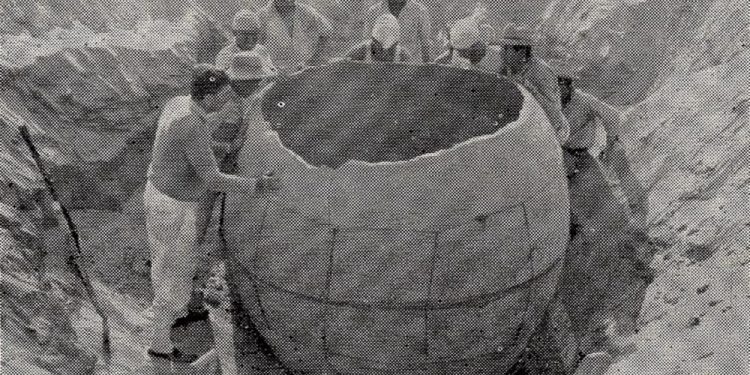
[450,16,480,50]
[232,9,260,31]
[371,13,401,49]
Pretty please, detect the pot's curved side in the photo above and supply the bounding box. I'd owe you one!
[224,87,569,374]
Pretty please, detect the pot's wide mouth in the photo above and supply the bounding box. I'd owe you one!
[261,61,525,168]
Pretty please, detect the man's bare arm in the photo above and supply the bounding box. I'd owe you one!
[589,94,621,142]
[418,9,432,63]
[184,117,258,194]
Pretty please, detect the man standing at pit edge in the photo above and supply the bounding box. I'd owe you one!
[344,13,413,63]
[554,65,621,179]
[257,0,333,74]
[434,10,488,70]
[144,64,280,364]
[499,24,570,145]
[362,0,432,63]
[554,64,648,226]
[215,9,276,72]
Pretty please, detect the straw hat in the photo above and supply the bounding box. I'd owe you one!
[498,23,536,47]
[227,51,277,80]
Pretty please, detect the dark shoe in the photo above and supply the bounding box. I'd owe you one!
[172,308,210,329]
[147,348,199,364]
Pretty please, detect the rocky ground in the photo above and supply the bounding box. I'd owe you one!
[1,0,749,374]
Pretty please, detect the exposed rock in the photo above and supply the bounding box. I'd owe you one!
[1,224,97,374]
[0,20,199,210]
[602,1,750,373]
[539,0,746,106]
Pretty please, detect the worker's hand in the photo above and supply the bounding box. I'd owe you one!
[556,127,570,145]
[255,172,282,194]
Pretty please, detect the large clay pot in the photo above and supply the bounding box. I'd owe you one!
[224,62,569,374]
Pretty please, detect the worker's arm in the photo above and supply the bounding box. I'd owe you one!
[529,60,570,144]
[525,83,570,144]
[257,45,279,76]
[183,116,260,195]
[418,5,433,63]
[214,44,232,70]
[307,6,333,66]
[584,92,621,145]
[529,61,560,105]
[360,7,376,41]
[548,100,571,145]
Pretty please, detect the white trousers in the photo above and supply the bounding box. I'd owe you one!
[144,181,200,352]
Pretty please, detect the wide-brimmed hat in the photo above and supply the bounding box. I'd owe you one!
[497,23,536,47]
[226,51,277,80]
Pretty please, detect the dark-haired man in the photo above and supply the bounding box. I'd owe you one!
[195,50,280,244]
[145,64,280,363]
[499,24,569,145]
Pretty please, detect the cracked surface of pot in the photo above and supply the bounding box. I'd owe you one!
[224,62,570,374]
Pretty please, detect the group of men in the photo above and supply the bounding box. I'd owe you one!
[212,0,619,151]
[143,0,624,366]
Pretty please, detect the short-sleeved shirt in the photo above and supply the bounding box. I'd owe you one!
[345,40,412,63]
[362,1,432,63]
[148,96,213,202]
[257,3,333,72]
[563,89,620,150]
[215,43,275,71]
